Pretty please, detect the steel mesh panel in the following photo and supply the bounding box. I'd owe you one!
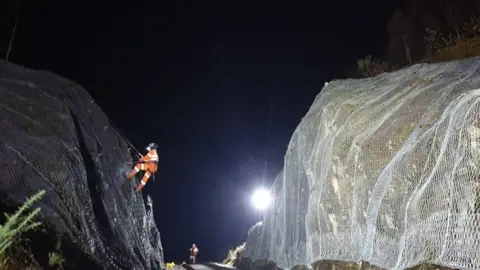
[0,62,164,269]
[243,57,480,270]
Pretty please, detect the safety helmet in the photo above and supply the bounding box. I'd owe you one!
[146,142,158,151]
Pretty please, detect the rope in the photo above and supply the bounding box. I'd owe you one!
[108,119,143,157]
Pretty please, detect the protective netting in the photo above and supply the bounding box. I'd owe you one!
[242,57,480,270]
[0,62,164,269]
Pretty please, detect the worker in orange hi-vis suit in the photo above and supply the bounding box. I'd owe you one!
[126,143,159,192]
[189,243,199,264]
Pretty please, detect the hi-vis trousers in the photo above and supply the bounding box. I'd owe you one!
[126,162,158,192]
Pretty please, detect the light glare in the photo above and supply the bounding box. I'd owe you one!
[251,188,272,211]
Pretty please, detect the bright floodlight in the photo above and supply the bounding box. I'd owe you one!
[251,188,272,211]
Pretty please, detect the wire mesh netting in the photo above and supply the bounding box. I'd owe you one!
[0,62,164,269]
[242,57,480,270]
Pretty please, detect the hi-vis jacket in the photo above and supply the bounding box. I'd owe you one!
[126,149,159,192]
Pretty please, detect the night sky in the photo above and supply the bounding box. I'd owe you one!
[4,0,402,263]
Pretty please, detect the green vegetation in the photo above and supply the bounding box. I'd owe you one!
[222,242,246,266]
[0,190,45,269]
[48,238,65,269]
[0,190,65,269]
[357,1,480,77]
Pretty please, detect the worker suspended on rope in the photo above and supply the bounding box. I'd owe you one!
[126,142,159,192]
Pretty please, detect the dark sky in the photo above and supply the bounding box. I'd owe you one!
[4,0,401,263]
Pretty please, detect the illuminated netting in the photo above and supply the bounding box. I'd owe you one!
[243,57,480,270]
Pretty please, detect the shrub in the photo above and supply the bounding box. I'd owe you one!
[48,238,65,269]
[357,55,390,78]
[0,190,46,268]
[222,242,246,266]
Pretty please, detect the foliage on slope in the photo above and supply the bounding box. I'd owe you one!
[0,189,102,270]
[356,0,480,77]
[222,243,246,266]
[0,190,49,269]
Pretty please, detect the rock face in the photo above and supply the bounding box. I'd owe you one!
[242,57,480,270]
[0,62,164,269]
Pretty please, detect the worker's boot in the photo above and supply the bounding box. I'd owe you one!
[135,185,143,192]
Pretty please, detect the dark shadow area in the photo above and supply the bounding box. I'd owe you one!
[71,111,143,269]
[71,112,138,269]
[70,112,114,242]
[133,246,146,267]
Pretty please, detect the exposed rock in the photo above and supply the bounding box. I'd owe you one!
[0,62,164,269]
[241,57,480,270]
[235,256,253,270]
